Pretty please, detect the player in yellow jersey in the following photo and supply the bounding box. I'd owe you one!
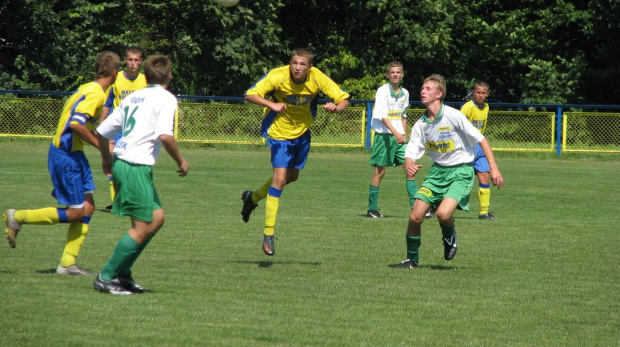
[3,51,119,276]
[99,47,147,210]
[460,81,497,220]
[241,48,350,256]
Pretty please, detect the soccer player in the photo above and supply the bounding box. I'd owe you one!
[99,47,147,210]
[94,55,189,295]
[367,62,416,218]
[460,81,497,220]
[399,74,504,269]
[241,48,350,256]
[3,51,120,276]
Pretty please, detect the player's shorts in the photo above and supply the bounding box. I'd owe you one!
[369,133,406,167]
[48,144,94,207]
[111,158,161,222]
[415,163,474,211]
[267,131,311,169]
[473,144,490,173]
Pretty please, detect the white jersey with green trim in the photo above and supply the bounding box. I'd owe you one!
[97,84,177,166]
[405,104,484,166]
[371,83,409,135]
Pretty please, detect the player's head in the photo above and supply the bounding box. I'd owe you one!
[386,61,404,85]
[289,48,313,83]
[421,74,446,103]
[144,55,172,86]
[95,51,120,80]
[472,80,490,105]
[124,47,144,74]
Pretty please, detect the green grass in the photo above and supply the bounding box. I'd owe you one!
[0,142,618,346]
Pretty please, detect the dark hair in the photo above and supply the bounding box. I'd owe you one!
[95,51,120,79]
[144,55,172,85]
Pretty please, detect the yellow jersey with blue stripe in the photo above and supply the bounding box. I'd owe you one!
[245,66,350,140]
[460,100,489,134]
[104,71,147,110]
[52,82,106,152]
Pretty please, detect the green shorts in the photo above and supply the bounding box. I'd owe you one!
[369,133,406,167]
[415,163,474,211]
[111,158,161,222]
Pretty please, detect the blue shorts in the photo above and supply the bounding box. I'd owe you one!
[473,144,490,173]
[48,144,95,207]
[267,131,311,169]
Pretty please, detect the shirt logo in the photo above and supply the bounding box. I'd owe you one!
[417,187,432,197]
[284,94,312,106]
[425,140,456,152]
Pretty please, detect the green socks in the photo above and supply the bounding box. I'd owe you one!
[368,184,379,211]
[100,233,141,281]
[406,234,421,262]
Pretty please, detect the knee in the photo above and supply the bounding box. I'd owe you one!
[65,208,85,222]
[286,175,298,184]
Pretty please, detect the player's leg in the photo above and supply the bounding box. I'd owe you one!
[435,198,459,261]
[439,165,475,260]
[400,198,428,269]
[5,148,83,248]
[367,165,385,218]
[57,193,95,276]
[95,160,157,294]
[473,145,496,220]
[367,133,389,217]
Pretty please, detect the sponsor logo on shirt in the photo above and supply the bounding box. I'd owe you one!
[284,94,313,106]
[425,140,456,152]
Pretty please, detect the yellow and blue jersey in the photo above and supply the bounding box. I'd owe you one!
[460,100,489,134]
[52,82,106,152]
[104,71,147,110]
[245,65,350,140]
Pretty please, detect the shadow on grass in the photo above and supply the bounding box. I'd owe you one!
[36,268,58,274]
[387,263,456,270]
[230,260,322,268]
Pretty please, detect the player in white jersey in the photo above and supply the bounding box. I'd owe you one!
[93,55,190,294]
[366,62,417,218]
[399,74,504,269]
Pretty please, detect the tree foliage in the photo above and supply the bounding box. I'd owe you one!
[0,0,617,104]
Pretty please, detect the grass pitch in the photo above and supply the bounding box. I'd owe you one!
[0,142,618,346]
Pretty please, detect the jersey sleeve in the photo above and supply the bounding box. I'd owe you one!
[71,89,104,126]
[372,87,387,120]
[245,72,278,98]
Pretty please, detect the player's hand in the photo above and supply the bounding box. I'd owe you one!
[491,170,504,189]
[394,133,406,144]
[322,102,338,113]
[406,164,423,176]
[101,157,113,177]
[176,158,190,177]
[271,103,287,113]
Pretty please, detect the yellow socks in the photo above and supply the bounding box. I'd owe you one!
[263,187,281,236]
[253,177,273,204]
[59,220,90,267]
[109,176,116,204]
[14,207,61,225]
[478,186,491,215]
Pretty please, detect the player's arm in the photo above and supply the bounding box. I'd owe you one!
[404,123,424,177]
[381,118,405,144]
[160,134,189,177]
[323,98,349,113]
[478,138,504,189]
[244,94,287,113]
[70,121,99,149]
